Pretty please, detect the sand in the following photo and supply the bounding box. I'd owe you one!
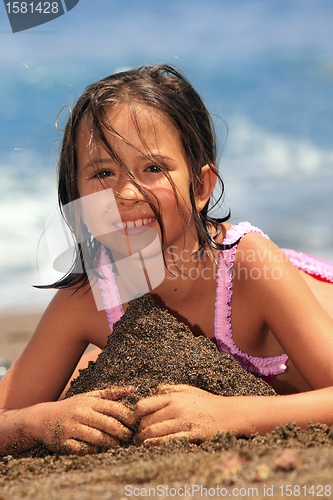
[0,310,41,364]
[65,294,276,402]
[1,424,333,499]
[1,298,333,499]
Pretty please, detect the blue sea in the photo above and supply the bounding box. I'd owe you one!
[0,0,332,312]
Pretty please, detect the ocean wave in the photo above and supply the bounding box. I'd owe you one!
[1,119,333,311]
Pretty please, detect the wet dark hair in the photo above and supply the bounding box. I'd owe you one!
[43,64,232,290]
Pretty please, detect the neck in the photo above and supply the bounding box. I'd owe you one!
[151,244,218,309]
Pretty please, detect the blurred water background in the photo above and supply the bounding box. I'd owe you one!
[0,0,332,312]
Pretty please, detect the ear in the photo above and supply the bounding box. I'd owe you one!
[194,164,217,212]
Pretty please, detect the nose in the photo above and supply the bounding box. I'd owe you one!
[115,178,144,205]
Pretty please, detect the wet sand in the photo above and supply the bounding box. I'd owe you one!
[1,299,333,499]
[66,294,276,402]
[1,425,333,499]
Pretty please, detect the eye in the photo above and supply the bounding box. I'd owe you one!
[144,164,164,174]
[93,169,114,180]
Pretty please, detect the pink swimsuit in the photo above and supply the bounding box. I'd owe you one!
[96,222,333,380]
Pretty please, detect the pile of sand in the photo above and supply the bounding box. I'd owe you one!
[66,293,276,405]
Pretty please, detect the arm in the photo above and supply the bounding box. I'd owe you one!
[0,387,135,455]
[134,384,333,445]
[0,287,135,455]
[135,234,333,443]
[234,233,333,390]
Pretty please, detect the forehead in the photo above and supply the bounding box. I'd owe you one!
[76,104,185,159]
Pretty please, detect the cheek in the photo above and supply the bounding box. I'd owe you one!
[79,189,121,235]
[77,176,87,198]
[152,186,192,217]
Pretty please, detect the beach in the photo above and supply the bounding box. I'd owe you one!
[0,310,41,365]
[1,423,333,499]
[1,302,333,499]
[1,0,333,496]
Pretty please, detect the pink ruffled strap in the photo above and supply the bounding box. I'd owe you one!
[94,246,124,333]
[215,222,289,377]
[281,249,333,283]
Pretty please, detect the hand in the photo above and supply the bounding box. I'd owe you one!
[133,384,231,446]
[30,386,136,455]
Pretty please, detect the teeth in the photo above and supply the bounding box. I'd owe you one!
[116,218,155,229]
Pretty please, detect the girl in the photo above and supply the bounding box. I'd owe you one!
[1,65,333,455]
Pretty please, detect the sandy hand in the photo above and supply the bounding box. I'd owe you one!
[132,384,229,446]
[30,387,136,455]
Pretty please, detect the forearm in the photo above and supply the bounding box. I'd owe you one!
[228,387,333,436]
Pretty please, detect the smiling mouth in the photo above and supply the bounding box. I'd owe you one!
[114,218,156,229]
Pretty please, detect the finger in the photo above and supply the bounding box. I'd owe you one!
[135,418,186,444]
[79,424,122,447]
[137,405,175,432]
[90,386,135,400]
[143,431,203,447]
[70,404,134,441]
[60,439,102,456]
[80,419,124,449]
[93,399,137,430]
[47,437,99,456]
[64,421,123,448]
[133,395,170,419]
[157,384,191,395]
[88,412,134,442]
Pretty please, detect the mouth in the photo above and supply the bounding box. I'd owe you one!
[114,217,156,229]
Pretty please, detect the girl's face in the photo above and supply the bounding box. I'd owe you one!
[76,104,199,256]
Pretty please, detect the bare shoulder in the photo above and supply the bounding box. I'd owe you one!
[40,284,95,334]
[0,282,110,407]
[48,282,97,312]
[39,283,109,345]
[231,231,307,308]
[231,230,288,275]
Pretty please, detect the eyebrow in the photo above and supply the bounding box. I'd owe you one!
[82,153,175,171]
[81,158,115,172]
[139,153,175,163]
